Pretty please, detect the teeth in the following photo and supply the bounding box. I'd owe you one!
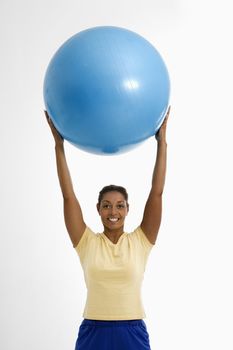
[109,218,118,222]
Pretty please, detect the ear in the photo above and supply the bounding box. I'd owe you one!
[126,203,129,215]
[96,203,100,214]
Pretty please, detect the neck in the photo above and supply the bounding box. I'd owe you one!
[103,227,124,242]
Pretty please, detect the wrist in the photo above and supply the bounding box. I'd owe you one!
[55,141,64,150]
[157,139,167,146]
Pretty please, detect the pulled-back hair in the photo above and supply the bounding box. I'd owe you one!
[98,185,128,205]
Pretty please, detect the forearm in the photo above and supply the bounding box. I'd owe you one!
[55,144,75,199]
[151,140,167,196]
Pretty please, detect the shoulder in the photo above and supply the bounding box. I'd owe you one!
[128,226,155,250]
[74,226,97,252]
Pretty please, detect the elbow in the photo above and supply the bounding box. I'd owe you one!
[62,192,76,201]
[151,188,164,197]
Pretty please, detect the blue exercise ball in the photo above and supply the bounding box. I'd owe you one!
[43,26,170,155]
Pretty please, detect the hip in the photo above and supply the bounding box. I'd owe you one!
[75,318,151,350]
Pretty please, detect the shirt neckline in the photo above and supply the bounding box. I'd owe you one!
[101,232,126,246]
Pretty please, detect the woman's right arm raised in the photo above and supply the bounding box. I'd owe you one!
[45,111,86,247]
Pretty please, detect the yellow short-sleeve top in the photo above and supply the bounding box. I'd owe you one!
[74,226,154,320]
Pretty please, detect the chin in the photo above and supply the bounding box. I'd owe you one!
[104,221,124,230]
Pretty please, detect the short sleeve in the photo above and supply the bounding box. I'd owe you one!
[74,226,96,262]
[132,226,154,252]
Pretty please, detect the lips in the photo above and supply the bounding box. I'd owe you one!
[108,218,119,222]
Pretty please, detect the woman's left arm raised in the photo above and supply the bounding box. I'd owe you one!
[140,106,170,244]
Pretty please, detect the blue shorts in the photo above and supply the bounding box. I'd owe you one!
[75,319,151,350]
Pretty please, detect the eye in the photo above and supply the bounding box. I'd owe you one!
[102,204,111,209]
[117,204,126,209]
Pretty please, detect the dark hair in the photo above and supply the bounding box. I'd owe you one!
[98,185,128,205]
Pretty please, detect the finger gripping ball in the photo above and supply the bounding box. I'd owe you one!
[43,26,170,155]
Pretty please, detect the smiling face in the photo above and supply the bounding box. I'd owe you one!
[97,191,129,233]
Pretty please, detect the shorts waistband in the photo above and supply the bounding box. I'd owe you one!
[82,319,144,327]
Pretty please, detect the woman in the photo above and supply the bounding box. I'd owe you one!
[45,106,170,350]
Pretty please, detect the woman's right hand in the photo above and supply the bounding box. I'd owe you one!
[44,110,64,146]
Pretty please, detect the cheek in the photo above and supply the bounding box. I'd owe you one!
[99,210,108,218]
[122,209,128,217]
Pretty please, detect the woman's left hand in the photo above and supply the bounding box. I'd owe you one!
[155,105,170,143]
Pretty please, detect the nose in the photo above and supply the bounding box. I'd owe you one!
[110,205,117,215]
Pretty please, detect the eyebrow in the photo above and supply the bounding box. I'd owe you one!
[101,200,125,203]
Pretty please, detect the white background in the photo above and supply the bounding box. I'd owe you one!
[1,0,232,349]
